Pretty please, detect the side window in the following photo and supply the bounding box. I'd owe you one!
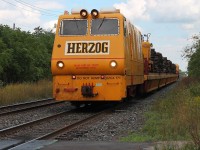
[131,26,136,59]
[124,18,127,37]
[133,27,138,59]
[129,24,133,60]
[136,31,142,60]
[139,33,143,59]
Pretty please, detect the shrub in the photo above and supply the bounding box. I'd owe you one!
[0,79,52,106]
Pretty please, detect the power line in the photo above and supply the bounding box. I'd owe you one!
[0,0,59,31]
[1,0,41,15]
[1,0,59,17]
[14,0,63,14]
[14,0,62,15]
[0,17,13,23]
[0,17,36,30]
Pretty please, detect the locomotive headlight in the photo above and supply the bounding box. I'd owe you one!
[110,60,117,68]
[80,9,88,18]
[91,9,99,18]
[57,61,64,68]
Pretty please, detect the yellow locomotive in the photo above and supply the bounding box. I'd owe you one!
[51,8,178,106]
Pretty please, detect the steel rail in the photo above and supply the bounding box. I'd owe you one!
[8,107,114,150]
[0,101,65,117]
[0,98,53,110]
[0,110,74,135]
[38,108,112,140]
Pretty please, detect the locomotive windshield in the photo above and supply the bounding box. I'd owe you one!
[60,19,88,36]
[91,18,119,35]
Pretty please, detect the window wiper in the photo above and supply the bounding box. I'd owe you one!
[74,17,80,32]
[98,17,105,30]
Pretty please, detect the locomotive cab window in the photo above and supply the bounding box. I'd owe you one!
[59,19,88,36]
[91,18,119,35]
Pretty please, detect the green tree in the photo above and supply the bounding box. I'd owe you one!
[188,47,200,77]
[0,24,55,84]
[183,34,200,77]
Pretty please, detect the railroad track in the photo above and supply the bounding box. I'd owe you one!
[0,98,65,117]
[0,110,73,136]
[1,104,119,150]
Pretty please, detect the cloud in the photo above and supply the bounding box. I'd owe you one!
[114,0,200,24]
[182,24,195,30]
[35,1,64,10]
[152,0,200,23]
[0,0,63,31]
[43,20,57,32]
[114,0,150,21]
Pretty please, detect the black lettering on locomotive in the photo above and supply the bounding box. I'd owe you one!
[65,41,110,55]
[88,43,95,53]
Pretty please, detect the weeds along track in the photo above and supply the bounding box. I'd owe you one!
[0,98,65,116]
[0,103,124,149]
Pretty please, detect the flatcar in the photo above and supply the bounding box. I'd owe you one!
[51,8,178,106]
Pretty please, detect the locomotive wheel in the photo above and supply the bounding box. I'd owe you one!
[126,86,136,100]
[70,101,82,107]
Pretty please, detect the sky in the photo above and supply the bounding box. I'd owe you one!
[1,0,199,71]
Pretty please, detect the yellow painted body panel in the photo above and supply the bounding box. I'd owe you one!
[52,13,125,76]
[144,73,178,93]
[144,73,178,80]
[51,11,178,101]
[51,11,144,101]
[53,75,126,101]
[142,42,151,61]
[124,21,144,86]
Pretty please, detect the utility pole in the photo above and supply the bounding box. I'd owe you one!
[13,23,15,30]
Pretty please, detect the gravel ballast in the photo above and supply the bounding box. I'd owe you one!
[56,83,177,141]
[0,83,177,143]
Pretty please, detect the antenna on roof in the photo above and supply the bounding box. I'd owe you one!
[144,33,151,42]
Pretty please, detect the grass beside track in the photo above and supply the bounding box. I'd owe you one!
[121,77,200,150]
[0,80,52,106]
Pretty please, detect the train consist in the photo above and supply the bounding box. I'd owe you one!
[51,8,179,106]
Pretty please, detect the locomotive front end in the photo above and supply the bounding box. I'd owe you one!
[51,9,126,102]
